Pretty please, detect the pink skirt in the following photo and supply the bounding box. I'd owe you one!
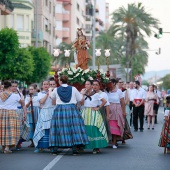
[109,120,121,136]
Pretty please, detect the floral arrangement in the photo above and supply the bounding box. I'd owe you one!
[58,67,109,85]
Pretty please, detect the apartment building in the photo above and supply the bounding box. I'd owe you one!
[0,0,14,29]
[33,0,56,54]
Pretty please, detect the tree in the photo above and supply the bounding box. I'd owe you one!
[27,47,51,84]
[160,74,170,90]
[0,28,33,81]
[111,3,159,80]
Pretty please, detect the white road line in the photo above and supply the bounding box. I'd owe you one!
[43,148,70,170]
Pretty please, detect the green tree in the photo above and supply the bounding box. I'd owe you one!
[160,74,170,90]
[27,47,51,84]
[0,28,34,81]
[111,3,159,80]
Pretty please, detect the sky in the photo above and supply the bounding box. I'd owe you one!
[106,0,170,72]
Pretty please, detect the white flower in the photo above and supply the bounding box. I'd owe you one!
[68,71,73,75]
[89,77,93,80]
[84,69,89,73]
[71,67,77,73]
[68,77,73,80]
[99,69,104,73]
[75,73,80,77]
[62,68,68,72]
[81,78,85,82]
[77,67,83,72]
[57,71,61,75]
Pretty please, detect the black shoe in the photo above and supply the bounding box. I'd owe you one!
[140,129,143,132]
[72,151,79,156]
[152,127,154,130]
[134,129,138,132]
[148,127,150,130]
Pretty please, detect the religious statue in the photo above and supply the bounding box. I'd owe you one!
[72,28,90,70]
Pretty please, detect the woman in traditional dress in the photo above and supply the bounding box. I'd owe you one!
[25,85,40,147]
[0,80,26,153]
[11,80,27,150]
[33,80,55,152]
[158,97,170,153]
[145,85,159,130]
[49,75,89,155]
[105,79,126,149]
[72,28,90,70]
[81,80,108,154]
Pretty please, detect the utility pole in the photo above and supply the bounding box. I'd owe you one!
[35,0,38,48]
[92,0,96,70]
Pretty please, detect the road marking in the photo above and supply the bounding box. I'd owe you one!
[43,148,70,170]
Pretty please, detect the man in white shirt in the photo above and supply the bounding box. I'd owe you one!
[154,85,162,124]
[133,81,146,132]
[128,81,134,126]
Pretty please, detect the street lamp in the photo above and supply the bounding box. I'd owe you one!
[95,49,101,71]
[104,49,110,78]
[64,50,70,68]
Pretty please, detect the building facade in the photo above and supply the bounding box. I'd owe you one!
[33,0,56,54]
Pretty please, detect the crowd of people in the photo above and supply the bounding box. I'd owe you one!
[0,76,169,155]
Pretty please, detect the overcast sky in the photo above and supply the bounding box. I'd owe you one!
[106,0,170,72]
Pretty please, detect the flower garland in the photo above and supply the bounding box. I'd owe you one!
[58,67,109,84]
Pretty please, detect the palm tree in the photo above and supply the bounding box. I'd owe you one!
[111,2,159,80]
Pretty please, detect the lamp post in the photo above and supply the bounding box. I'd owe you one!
[64,50,70,68]
[95,49,101,71]
[104,49,110,78]
[53,49,60,87]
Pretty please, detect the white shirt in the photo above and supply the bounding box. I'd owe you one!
[0,93,20,110]
[38,91,53,108]
[164,110,170,117]
[51,84,82,105]
[128,88,134,101]
[25,94,40,107]
[98,91,110,106]
[106,89,124,104]
[84,93,102,107]
[133,87,146,100]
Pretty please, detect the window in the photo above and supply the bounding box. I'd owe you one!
[45,0,48,6]
[17,15,24,31]
[10,15,14,28]
[49,2,51,13]
[49,23,51,34]
[77,3,79,11]
[25,15,29,31]
[44,18,48,31]
[76,17,79,25]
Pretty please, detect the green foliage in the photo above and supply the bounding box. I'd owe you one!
[27,47,51,84]
[160,74,170,90]
[0,28,34,81]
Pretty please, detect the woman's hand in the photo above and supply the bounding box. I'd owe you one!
[92,107,100,111]
[123,112,126,118]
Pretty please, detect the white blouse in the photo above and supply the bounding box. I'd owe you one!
[38,91,54,108]
[50,84,83,105]
[84,93,102,107]
[98,91,110,106]
[0,93,20,110]
[25,94,40,107]
[106,89,124,104]
[164,110,170,117]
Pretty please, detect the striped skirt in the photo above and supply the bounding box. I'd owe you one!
[81,107,108,149]
[158,121,170,148]
[33,107,55,148]
[49,104,89,147]
[0,109,20,146]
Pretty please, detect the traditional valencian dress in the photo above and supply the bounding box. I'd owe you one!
[0,92,21,147]
[49,84,88,148]
[106,88,124,138]
[81,93,108,149]
[158,108,170,149]
[33,91,55,149]
[25,93,40,140]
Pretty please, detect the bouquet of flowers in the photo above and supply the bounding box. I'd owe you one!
[58,67,109,84]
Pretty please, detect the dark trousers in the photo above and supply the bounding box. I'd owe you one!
[133,105,144,130]
[154,103,159,123]
[129,101,133,126]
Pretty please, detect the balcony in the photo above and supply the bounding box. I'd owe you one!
[63,13,69,21]
[62,28,69,38]
[0,0,14,15]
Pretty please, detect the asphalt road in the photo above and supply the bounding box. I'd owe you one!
[0,107,169,170]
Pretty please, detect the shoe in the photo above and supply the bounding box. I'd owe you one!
[34,149,44,153]
[112,145,117,149]
[1,146,5,153]
[134,129,138,132]
[4,148,12,154]
[122,140,126,144]
[72,151,79,156]
[152,127,154,130]
[16,143,22,150]
[140,129,143,132]
[93,149,97,154]
[148,127,150,130]
[51,148,58,155]
[115,143,118,146]
[96,148,100,153]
